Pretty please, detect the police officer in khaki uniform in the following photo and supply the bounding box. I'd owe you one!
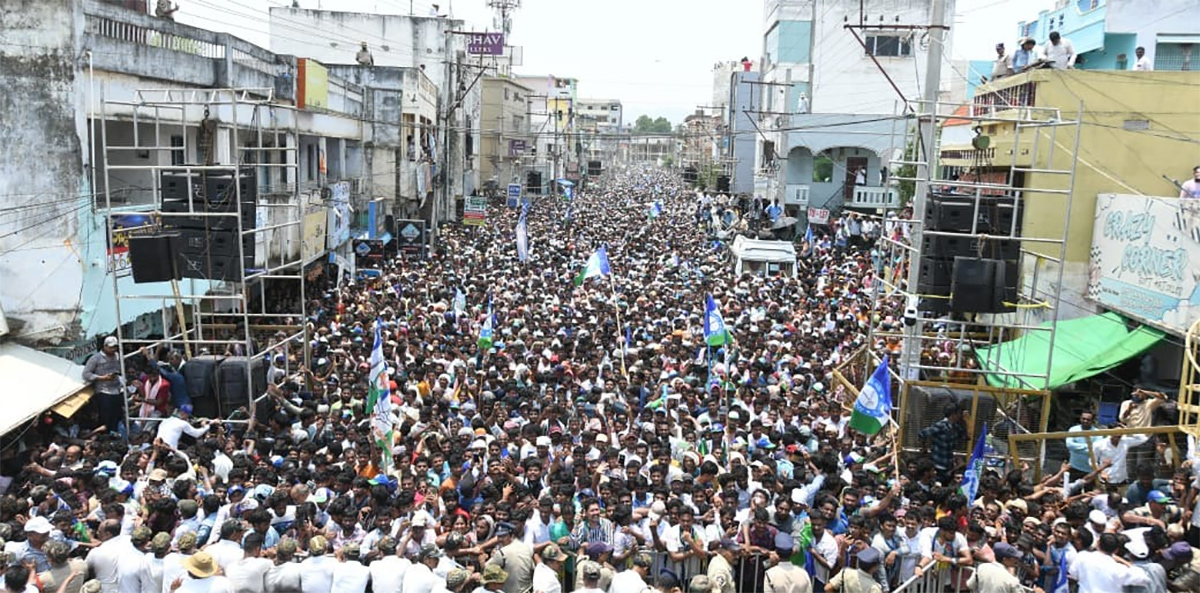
[764,546,813,593]
[824,547,883,593]
[489,522,533,593]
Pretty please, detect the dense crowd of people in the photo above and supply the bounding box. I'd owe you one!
[0,168,1198,593]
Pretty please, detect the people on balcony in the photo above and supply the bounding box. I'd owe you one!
[1043,32,1076,70]
[155,0,180,20]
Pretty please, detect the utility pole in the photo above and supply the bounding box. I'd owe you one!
[900,0,947,381]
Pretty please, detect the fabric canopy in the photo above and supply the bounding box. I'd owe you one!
[976,312,1164,390]
[0,342,89,435]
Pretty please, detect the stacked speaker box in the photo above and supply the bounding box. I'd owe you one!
[128,233,180,283]
[159,168,256,281]
[183,354,225,418]
[216,356,267,416]
[918,194,1023,313]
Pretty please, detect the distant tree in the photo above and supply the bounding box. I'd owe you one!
[633,115,674,135]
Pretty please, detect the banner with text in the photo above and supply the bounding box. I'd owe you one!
[463,196,488,226]
[1088,193,1200,335]
[467,32,505,55]
[806,207,831,225]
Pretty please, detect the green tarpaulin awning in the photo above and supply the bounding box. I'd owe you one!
[976,312,1163,390]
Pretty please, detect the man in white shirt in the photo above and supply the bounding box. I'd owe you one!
[1093,433,1149,485]
[173,552,235,593]
[86,520,129,593]
[224,533,271,593]
[143,533,172,593]
[330,543,371,593]
[607,552,652,593]
[206,521,249,573]
[1069,532,1150,593]
[402,544,445,593]
[1133,46,1153,71]
[531,543,565,593]
[1044,32,1075,69]
[161,532,197,593]
[263,538,302,593]
[299,536,337,593]
[155,406,211,451]
[366,537,409,593]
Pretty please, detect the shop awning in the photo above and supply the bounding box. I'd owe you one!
[0,342,90,435]
[976,312,1164,390]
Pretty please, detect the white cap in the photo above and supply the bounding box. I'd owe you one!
[103,336,119,348]
[1088,509,1107,524]
[536,436,552,447]
[24,516,52,534]
[411,514,429,527]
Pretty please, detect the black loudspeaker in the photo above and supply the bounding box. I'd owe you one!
[183,355,225,418]
[216,357,267,415]
[716,175,731,193]
[951,257,1005,313]
[525,171,543,195]
[918,258,954,288]
[128,233,179,283]
[175,250,245,281]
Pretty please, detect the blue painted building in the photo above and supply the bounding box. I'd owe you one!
[1017,0,1200,71]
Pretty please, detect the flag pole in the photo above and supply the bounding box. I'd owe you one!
[610,273,628,379]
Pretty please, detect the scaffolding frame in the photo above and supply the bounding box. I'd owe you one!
[100,87,309,431]
[1180,318,1200,438]
[863,99,1082,470]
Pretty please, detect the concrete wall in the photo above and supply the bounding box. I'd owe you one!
[808,0,956,115]
[268,9,460,98]
[0,0,89,339]
[728,71,761,195]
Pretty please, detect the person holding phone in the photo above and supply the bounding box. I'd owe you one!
[82,336,126,436]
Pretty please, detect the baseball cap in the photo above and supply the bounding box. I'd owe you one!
[993,542,1022,560]
[23,516,52,534]
[1147,490,1173,504]
[103,336,119,348]
[580,560,602,580]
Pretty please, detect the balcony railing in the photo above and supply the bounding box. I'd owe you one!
[849,186,900,209]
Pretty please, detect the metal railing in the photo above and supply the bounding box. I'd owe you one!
[86,11,225,59]
[894,566,973,593]
[850,186,900,209]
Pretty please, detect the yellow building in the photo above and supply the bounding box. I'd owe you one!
[940,69,1200,322]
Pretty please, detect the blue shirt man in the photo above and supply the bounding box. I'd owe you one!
[1065,411,1103,473]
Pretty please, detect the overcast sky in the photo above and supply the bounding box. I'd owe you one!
[180,0,1052,123]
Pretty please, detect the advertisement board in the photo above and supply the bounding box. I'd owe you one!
[508,139,527,157]
[107,213,160,276]
[463,196,487,226]
[297,58,329,110]
[466,32,505,55]
[326,182,351,248]
[1088,193,1200,335]
[301,201,327,265]
[806,207,831,225]
[506,183,522,208]
[395,219,426,257]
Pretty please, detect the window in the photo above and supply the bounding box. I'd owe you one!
[504,87,510,101]
[1154,42,1194,71]
[170,135,185,166]
[866,35,912,57]
[1076,0,1100,11]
